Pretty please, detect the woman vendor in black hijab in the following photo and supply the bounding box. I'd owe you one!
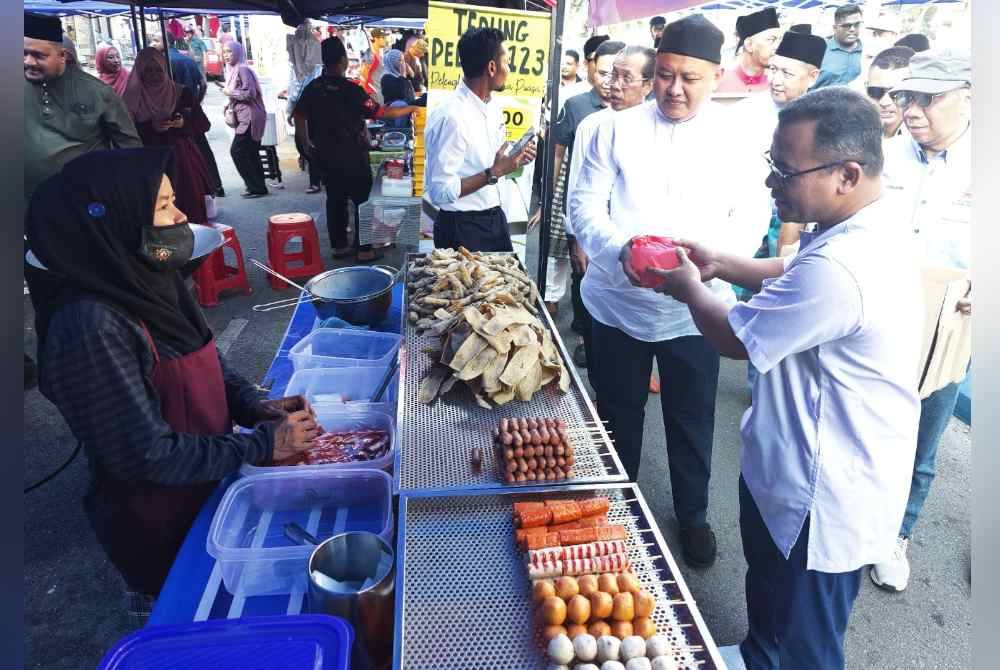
[25,147,319,603]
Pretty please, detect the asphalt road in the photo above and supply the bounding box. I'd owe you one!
[23,86,970,669]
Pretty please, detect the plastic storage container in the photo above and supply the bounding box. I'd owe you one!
[283,365,399,411]
[381,175,413,197]
[288,328,401,371]
[207,469,393,597]
[97,615,353,670]
[241,405,396,476]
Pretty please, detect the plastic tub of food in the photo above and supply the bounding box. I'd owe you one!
[283,365,398,411]
[97,615,353,670]
[240,405,396,476]
[207,468,393,597]
[287,328,401,371]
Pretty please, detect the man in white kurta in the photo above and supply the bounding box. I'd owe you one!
[650,86,920,670]
[569,15,767,568]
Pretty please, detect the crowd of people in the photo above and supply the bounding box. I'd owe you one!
[420,6,970,668]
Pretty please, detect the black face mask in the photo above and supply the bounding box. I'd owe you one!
[139,223,194,271]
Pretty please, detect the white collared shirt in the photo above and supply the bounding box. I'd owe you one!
[729,199,922,573]
[882,127,971,270]
[568,99,770,342]
[564,107,614,236]
[424,80,507,212]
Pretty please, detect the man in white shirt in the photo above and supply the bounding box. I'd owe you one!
[864,46,915,149]
[424,27,536,251]
[651,86,921,670]
[871,48,971,593]
[569,15,767,568]
[563,45,655,375]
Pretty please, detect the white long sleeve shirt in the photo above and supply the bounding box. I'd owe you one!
[565,107,613,236]
[730,199,922,573]
[423,80,507,212]
[568,99,770,342]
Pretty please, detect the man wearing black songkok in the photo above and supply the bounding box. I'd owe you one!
[718,7,782,94]
[569,14,769,569]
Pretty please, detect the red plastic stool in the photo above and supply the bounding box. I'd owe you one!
[193,223,252,307]
[266,213,325,290]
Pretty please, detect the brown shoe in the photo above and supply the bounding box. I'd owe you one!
[649,374,660,394]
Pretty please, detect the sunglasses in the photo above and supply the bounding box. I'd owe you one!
[866,86,893,101]
[889,90,954,109]
[837,21,863,29]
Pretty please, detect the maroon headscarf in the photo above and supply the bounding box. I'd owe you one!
[95,43,130,96]
[122,47,182,124]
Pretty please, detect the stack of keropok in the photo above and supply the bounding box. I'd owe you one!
[411,107,426,197]
[514,497,676,667]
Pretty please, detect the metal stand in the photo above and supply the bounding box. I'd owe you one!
[535,0,566,294]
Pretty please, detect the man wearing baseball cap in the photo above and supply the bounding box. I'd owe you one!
[650,16,666,48]
[874,48,972,594]
[569,15,767,568]
[717,7,782,94]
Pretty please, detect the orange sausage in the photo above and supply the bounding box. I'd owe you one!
[514,502,546,518]
[525,532,561,551]
[577,514,607,528]
[595,525,627,542]
[549,501,582,525]
[558,527,599,546]
[517,507,553,529]
[579,498,610,517]
[549,519,582,532]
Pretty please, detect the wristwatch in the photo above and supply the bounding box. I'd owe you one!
[484,168,499,185]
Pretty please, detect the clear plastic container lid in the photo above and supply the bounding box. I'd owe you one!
[207,469,393,562]
[97,615,352,670]
[287,328,401,371]
[284,366,398,407]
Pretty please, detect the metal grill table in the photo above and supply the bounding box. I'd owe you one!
[395,254,627,494]
[393,484,724,670]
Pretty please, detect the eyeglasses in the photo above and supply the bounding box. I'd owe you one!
[609,70,648,86]
[763,150,866,187]
[836,21,863,29]
[866,86,891,101]
[889,89,957,109]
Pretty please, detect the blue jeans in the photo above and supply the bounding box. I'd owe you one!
[739,477,862,670]
[899,379,963,537]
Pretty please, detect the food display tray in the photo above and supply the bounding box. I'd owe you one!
[395,253,627,494]
[393,483,724,670]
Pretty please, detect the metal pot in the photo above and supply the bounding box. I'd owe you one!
[304,265,398,326]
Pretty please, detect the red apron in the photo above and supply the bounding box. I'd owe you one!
[85,325,232,595]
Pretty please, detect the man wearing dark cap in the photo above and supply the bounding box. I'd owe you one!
[876,49,972,594]
[650,16,666,48]
[569,15,768,568]
[24,12,141,201]
[717,7,782,94]
[815,4,865,88]
[789,23,812,35]
[895,33,931,53]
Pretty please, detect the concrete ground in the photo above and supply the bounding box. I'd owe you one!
[23,86,970,669]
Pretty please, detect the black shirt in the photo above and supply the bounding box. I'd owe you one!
[554,88,606,157]
[296,73,381,172]
[381,74,416,106]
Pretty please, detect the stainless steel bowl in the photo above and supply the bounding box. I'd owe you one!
[304,265,398,326]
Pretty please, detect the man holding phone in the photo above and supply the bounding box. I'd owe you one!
[424,27,536,251]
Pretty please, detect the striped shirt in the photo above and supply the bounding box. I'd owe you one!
[39,300,274,486]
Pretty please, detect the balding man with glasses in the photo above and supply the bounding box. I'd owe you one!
[874,48,972,594]
[649,86,922,669]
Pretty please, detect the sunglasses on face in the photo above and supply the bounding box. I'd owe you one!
[866,86,891,100]
[889,90,952,109]
[837,21,863,29]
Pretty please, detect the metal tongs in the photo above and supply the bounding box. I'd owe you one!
[249,258,326,312]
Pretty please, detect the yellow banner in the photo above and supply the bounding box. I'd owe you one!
[426,1,551,140]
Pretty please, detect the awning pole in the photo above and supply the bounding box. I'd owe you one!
[138,5,148,48]
[536,0,566,293]
[158,10,172,79]
[129,2,140,54]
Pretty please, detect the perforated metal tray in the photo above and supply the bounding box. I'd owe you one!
[394,253,627,494]
[393,483,724,670]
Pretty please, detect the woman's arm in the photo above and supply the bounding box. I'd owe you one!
[218,354,266,428]
[40,302,274,485]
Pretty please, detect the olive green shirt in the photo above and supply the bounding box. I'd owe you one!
[24,66,142,200]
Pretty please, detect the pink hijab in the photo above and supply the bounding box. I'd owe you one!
[95,43,130,96]
[122,47,182,124]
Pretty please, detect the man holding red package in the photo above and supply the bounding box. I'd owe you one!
[650,87,921,669]
[569,15,767,568]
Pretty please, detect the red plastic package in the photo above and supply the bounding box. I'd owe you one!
[628,236,684,288]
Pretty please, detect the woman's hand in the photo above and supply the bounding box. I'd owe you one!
[272,409,321,462]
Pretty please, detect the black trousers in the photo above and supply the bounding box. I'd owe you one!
[739,477,862,669]
[590,319,719,528]
[570,269,592,362]
[294,130,322,188]
[321,168,373,252]
[193,131,223,192]
[434,207,513,252]
[230,131,266,194]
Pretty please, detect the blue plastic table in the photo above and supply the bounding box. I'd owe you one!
[150,285,403,625]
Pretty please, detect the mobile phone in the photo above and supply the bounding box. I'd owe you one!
[506,127,536,157]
